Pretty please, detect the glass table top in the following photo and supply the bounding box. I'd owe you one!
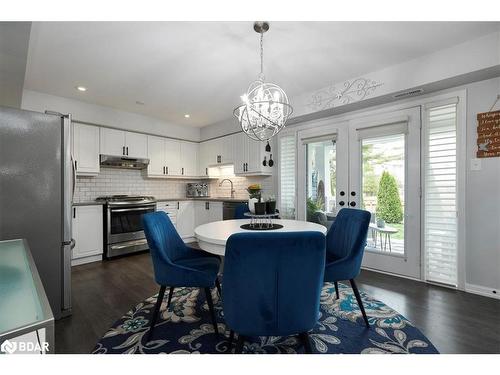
[0,239,47,335]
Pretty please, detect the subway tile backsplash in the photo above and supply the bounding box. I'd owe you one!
[74,167,274,203]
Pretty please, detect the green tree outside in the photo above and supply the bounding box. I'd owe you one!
[376,171,403,224]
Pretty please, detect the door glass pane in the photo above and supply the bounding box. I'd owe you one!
[361,134,405,254]
[306,139,336,227]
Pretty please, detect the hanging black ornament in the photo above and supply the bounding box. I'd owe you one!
[268,154,274,167]
[265,141,271,152]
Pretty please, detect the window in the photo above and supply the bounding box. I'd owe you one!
[279,134,296,219]
[424,102,458,286]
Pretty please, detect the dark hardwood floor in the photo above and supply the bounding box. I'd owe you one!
[55,251,500,354]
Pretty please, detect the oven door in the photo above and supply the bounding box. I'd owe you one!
[108,204,155,244]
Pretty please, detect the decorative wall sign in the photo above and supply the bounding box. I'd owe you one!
[477,110,500,158]
[308,77,383,111]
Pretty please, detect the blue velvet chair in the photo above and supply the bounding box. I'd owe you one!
[324,208,371,327]
[143,212,221,341]
[234,203,250,219]
[223,231,326,353]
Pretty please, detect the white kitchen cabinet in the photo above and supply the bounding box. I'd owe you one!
[232,132,272,176]
[198,141,211,176]
[177,201,195,239]
[148,137,194,177]
[194,201,223,227]
[100,128,147,158]
[232,132,248,174]
[180,141,198,177]
[164,139,181,176]
[100,128,126,156]
[156,201,195,241]
[156,201,178,225]
[147,136,165,176]
[72,123,100,176]
[72,205,103,266]
[214,136,234,164]
[125,132,148,159]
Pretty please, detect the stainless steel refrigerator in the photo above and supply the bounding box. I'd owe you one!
[0,105,73,319]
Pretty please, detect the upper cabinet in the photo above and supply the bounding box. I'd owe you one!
[232,133,272,176]
[72,123,100,176]
[147,136,198,178]
[125,132,148,159]
[180,141,198,177]
[100,128,147,159]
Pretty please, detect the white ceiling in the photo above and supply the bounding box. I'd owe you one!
[25,21,499,127]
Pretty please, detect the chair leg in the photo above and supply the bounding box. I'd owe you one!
[147,285,166,342]
[349,279,370,328]
[227,330,234,353]
[204,287,219,336]
[166,286,175,309]
[215,278,222,299]
[235,334,245,354]
[334,281,340,299]
[299,332,312,354]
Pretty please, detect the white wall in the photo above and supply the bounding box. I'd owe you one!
[21,89,200,141]
[464,78,500,293]
[201,31,500,141]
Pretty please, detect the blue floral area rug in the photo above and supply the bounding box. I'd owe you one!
[93,282,438,354]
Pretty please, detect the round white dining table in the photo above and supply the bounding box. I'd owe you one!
[194,219,327,256]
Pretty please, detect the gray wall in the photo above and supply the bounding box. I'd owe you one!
[464,77,500,291]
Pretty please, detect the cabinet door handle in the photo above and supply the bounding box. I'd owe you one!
[73,207,76,218]
[349,201,356,207]
[177,202,180,209]
[126,146,129,155]
[166,166,168,175]
[75,160,77,171]
[182,167,184,175]
[163,166,165,174]
[122,146,125,155]
[339,201,345,206]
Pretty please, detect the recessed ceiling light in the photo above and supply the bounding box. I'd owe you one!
[75,86,87,92]
[184,114,190,118]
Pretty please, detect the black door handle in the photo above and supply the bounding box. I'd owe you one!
[122,146,125,155]
[349,201,356,207]
[339,201,345,206]
[350,191,356,196]
[126,146,129,155]
[340,191,345,196]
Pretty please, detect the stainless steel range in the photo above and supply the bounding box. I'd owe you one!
[96,195,156,258]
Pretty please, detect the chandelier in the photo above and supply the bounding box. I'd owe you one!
[233,22,293,142]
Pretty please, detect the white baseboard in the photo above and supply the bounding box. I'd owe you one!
[360,266,423,283]
[465,283,499,300]
[71,254,103,266]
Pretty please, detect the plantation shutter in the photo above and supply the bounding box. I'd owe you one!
[424,101,458,286]
[279,134,296,219]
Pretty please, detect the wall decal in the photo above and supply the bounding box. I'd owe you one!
[477,110,500,158]
[308,77,383,111]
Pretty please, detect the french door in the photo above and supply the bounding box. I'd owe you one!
[297,107,421,278]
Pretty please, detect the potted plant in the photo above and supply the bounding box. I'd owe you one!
[266,195,276,214]
[247,184,262,213]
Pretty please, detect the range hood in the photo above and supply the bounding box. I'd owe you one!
[100,154,149,169]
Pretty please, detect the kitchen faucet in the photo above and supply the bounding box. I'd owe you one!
[219,179,235,199]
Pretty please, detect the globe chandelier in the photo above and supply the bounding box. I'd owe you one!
[233,21,293,142]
